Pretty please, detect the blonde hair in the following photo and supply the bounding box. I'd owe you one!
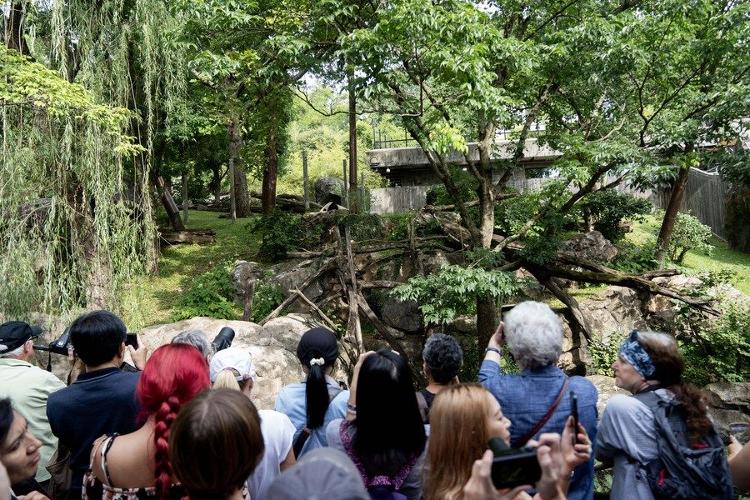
[423,384,496,500]
[213,369,241,390]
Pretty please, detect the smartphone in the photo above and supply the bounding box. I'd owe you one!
[491,448,541,489]
[125,333,139,349]
[730,423,749,444]
[570,391,579,445]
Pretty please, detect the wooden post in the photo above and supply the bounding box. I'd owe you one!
[228,119,238,221]
[342,159,348,208]
[182,173,189,224]
[302,150,309,211]
[348,72,358,214]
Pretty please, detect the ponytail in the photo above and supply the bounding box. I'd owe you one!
[305,363,330,429]
[154,396,180,498]
[213,370,241,391]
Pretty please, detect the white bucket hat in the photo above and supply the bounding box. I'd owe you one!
[209,347,256,383]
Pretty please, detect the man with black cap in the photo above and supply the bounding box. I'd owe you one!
[0,321,65,489]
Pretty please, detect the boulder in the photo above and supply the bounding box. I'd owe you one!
[267,259,327,309]
[561,231,618,263]
[136,314,345,410]
[314,177,345,206]
[586,375,630,416]
[579,286,648,344]
[231,260,264,306]
[381,299,423,333]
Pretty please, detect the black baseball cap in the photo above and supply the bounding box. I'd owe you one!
[0,321,42,354]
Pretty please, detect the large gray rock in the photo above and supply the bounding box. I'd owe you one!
[586,375,630,416]
[267,259,326,308]
[136,314,345,410]
[579,286,648,344]
[381,299,423,333]
[314,177,345,206]
[231,260,264,307]
[561,231,618,263]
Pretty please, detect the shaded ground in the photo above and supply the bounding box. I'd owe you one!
[121,211,261,330]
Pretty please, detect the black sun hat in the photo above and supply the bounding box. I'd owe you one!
[0,321,42,354]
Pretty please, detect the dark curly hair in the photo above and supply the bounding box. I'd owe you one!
[637,332,713,446]
[422,334,463,384]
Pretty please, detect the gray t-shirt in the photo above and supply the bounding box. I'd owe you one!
[596,391,673,500]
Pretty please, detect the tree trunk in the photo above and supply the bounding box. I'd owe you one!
[261,123,278,214]
[156,176,185,231]
[348,73,359,213]
[476,296,498,349]
[6,1,30,55]
[656,160,691,265]
[228,118,251,217]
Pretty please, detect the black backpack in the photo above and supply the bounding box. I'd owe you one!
[633,391,735,500]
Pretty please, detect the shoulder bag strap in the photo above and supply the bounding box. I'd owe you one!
[514,377,571,447]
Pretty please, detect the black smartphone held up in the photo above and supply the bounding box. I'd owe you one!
[489,438,542,489]
[125,333,139,349]
[570,391,579,445]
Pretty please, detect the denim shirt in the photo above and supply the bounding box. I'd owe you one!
[479,360,598,500]
[274,375,349,457]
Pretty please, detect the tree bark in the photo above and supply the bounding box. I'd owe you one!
[228,118,251,217]
[348,72,359,213]
[476,296,498,349]
[156,176,185,231]
[261,121,278,214]
[656,156,692,265]
[6,1,30,55]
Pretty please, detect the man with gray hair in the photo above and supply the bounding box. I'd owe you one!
[171,330,214,361]
[478,301,598,500]
[0,322,65,487]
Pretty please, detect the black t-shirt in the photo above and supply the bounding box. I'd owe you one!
[47,368,140,496]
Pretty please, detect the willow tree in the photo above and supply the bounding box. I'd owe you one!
[0,47,149,317]
[2,0,187,318]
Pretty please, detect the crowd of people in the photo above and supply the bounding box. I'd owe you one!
[0,300,748,500]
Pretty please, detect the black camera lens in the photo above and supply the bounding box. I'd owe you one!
[211,327,235,353]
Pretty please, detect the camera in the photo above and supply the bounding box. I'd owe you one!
[488,437,541,489]
[211,327,235,353]
[34,327,73,356]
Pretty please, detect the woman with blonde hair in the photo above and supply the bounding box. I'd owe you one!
[209,347,296,500]
[424,384,591,500]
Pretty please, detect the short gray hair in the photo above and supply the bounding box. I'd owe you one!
[0,344,24,359]
[172,330,214,360]
[504,301,562,370]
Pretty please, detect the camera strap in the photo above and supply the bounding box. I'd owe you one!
[513,377,570,447]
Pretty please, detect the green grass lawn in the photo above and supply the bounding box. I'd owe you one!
[121,210,262,330]
[627,215,750,295]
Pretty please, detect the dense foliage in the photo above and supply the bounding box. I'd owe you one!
[668,212,714,264]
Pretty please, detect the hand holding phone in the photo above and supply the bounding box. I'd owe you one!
[488,438,542,489]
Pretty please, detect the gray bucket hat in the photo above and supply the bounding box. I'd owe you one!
[265,448,369,500]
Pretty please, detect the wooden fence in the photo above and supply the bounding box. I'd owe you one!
[369,168,730,240]
[649,168,730,240]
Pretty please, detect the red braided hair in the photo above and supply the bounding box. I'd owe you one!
[136,344,210,498]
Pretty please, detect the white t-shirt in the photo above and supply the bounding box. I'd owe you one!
[247,409,296,500]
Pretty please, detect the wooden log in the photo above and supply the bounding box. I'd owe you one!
[291,288,338,331]
[159,229,215,245]
[356,292,409,360]
[344,225,364,354]
[261,259,334,324]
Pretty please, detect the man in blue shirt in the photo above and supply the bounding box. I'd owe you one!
[479,301,598,500]
[46,311,146,497]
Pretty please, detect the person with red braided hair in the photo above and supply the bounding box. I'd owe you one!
[83,344,211,499]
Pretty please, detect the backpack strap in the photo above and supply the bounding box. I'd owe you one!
[513,377,570,447]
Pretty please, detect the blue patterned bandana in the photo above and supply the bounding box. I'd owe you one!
[618,330,656,379]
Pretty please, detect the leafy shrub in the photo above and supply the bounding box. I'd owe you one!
[578,190,652,241]
[668,212,713,264]
[250,210,324,261]
[425,169,479,206]
[251,279,283,323]
[392,264,525,324]
[611,240,658,274]
[678,304,750,385]
[588,331,627,376]
[172,264,238,321]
